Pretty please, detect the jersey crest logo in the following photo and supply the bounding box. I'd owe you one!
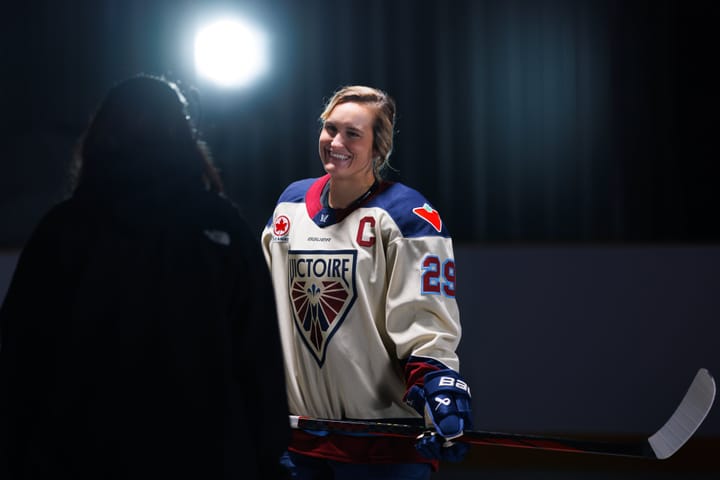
[412,203,442,232]
[288,250,358,366]
[273,215,291,237]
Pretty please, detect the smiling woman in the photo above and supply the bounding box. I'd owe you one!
[261,85,473,479]
[194,18,269,88]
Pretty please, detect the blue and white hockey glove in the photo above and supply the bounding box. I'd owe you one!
[406,369,473,462]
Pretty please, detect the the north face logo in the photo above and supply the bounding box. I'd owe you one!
[288,250,357,366]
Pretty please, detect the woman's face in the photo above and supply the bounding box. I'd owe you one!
[319,101,376,183]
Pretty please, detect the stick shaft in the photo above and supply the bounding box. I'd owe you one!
[290,415,653,458]
[289,368,715,460]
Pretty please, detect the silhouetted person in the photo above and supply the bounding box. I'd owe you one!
[0,74,289,479]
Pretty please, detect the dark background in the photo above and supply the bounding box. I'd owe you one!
[1,0,718,247]
[0,1,718,476]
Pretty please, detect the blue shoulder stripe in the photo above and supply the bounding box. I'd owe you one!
[278,178,316,204]
[367,183,451,238]
[265,178,317,228]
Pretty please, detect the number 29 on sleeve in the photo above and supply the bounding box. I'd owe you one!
[421,255,456,297]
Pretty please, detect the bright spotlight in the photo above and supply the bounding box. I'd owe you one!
[194,18,268,88]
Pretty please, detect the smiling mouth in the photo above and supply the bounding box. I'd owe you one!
[328,151,351,162]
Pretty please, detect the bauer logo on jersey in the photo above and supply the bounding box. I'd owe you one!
[288,249,358,366]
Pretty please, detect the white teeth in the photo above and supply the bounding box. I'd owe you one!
[330,153,350,160]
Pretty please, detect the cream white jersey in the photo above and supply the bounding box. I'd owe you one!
[262,174,462,422]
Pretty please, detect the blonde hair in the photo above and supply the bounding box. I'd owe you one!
[320,85,396,179]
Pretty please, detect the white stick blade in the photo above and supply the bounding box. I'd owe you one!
[648,368,716,459]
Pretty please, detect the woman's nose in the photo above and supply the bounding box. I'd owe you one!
[332,132,348,147]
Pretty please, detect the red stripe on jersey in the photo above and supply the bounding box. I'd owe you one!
[305,174,330,219]
[404,360,442,395]
[289,429,439,470]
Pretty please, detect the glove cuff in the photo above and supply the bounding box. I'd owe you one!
[405,384,426,416]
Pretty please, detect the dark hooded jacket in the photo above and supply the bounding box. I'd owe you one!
[0,182,289,479]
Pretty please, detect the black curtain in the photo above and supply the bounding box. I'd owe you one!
[1,0,717,246]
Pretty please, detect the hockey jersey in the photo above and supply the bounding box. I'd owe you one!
[262,174,462,464]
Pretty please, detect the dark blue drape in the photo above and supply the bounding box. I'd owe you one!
[1,0,716,246]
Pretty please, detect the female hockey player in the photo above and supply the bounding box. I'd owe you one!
[262,85,472,479]
[0,75,289,479]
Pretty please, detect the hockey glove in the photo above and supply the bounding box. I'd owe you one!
[406,369,473,462]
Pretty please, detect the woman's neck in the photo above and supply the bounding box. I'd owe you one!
[327,176,377,209]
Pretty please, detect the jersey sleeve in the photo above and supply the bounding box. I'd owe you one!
[261,220,273,269]
[380,200,462,395]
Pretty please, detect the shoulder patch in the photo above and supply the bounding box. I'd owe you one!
[412,203,442,232]
[273,215,291,237]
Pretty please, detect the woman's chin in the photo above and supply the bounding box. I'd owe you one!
[324,163,347,176]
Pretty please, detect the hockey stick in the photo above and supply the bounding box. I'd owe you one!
[289,368,715,460]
